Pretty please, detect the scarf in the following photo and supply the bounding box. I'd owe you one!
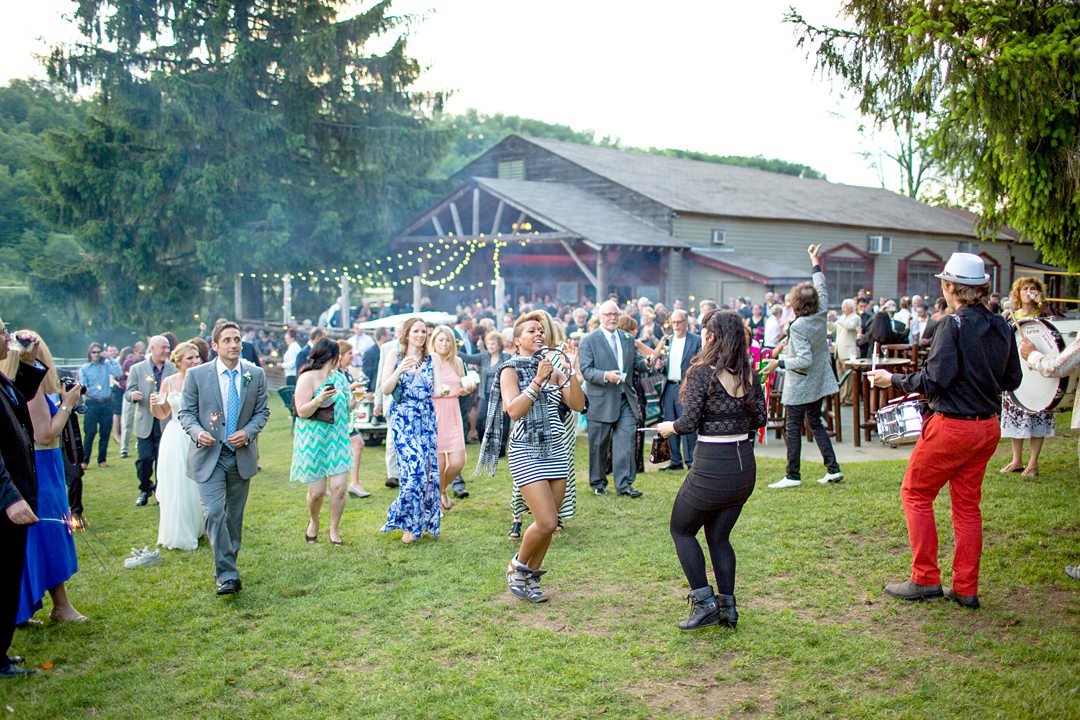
[473,354,554,477]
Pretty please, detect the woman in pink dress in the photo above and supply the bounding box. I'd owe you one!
[429,326,476,511]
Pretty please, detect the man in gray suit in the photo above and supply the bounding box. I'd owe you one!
[762,244,843,488]
[579,300,650,497]
[124,336,177,506]
[177,321,270,595]
[655,309,702,471]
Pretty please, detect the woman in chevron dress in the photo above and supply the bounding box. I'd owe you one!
[291,338,353,545]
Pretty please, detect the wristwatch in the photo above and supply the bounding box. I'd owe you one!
[59,405,70,413]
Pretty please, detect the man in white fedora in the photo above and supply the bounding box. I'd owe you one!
[867,253,1021,610]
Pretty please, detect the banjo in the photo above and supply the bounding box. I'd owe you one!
[1009,317,1078,413]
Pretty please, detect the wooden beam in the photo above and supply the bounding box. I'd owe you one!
[513,211,526,231]
[490,200,505,235]
[449,202,465,236]
[595,248,607,301]
[471,188,480,236]
[559,240,598,286]
[431,214,444,237]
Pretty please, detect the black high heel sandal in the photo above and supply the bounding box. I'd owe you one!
[507,521,522,539]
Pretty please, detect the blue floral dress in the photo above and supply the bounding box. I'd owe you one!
[381,357,440,538]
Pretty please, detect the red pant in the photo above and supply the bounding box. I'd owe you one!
[900,413,1000,595]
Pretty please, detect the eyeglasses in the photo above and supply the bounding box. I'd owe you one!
[600,312,619,317]
[670,320,687,325]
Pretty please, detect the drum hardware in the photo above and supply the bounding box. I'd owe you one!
[876,393,926,447]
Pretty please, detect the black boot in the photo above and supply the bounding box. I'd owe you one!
[717,593,738,629]
[678,586,720,630]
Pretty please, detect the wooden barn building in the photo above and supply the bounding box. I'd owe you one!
[393,135,1043,309]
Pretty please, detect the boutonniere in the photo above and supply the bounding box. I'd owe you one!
[242,371,253,386]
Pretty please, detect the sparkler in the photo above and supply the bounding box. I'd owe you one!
[40,514,111,570]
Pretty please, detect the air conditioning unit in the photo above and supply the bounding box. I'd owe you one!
[867,235,892,254]
[711,229,726,245]
[958,241,979,254]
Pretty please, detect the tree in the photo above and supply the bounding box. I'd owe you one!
[34,0,449,330]
[787,1,1080,269]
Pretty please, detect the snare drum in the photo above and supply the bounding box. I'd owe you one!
[876,394,925,447]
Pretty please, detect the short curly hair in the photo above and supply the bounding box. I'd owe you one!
[787,281,819,317]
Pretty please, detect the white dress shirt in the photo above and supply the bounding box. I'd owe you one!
[764,316,783,348]
[215,358,244,412]
[347,333,375,365]
[282,341,302,377]
[600,327,623,371]
[667,334,687,382]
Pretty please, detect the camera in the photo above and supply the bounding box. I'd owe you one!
[60,376,88,414]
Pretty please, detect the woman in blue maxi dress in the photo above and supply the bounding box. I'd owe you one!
[380,318,440,543]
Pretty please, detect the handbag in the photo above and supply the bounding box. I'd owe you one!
[649,433,672,465]
[311,399,335,424]
[390,379,404,404]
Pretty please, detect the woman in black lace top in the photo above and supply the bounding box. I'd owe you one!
[656,310,766,631]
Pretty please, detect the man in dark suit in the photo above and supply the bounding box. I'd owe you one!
[0,319,47,677]
[362,327,391,393]
[655,309,702,470]
[241,327,262,368]
[579,300,650,497]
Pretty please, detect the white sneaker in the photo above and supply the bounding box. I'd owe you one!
[124,549,162,569]
[768,477,801,489]
[818,471,844,484]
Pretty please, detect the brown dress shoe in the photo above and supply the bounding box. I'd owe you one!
[943,587,980,609]
[884,579,944,601]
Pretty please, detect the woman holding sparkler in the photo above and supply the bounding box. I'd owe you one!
[1,332,86,624]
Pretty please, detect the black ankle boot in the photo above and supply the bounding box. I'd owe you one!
[678,586,720,630]
[716,593,738,628]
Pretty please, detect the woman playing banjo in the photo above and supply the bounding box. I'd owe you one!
[475,311,586,603]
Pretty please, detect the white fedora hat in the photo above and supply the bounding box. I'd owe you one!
[934,252,990,286]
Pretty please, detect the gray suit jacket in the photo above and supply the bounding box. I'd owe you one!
[123,359,178,438]
[579,328,648,423]
[176,360,270,482]
[781,271,839,405]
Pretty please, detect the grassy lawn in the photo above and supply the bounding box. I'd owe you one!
[1,410,1077,719]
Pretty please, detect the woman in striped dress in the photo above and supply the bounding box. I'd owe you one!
[507,311,581,538]
[475,311,586,602]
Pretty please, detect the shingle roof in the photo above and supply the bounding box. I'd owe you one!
[474,177,689,248]
[518,136,1001,239]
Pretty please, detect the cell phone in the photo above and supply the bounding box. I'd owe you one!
[14,334,34,350]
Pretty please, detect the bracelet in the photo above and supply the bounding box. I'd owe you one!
[59,405,70,413]
[523,387,538,402]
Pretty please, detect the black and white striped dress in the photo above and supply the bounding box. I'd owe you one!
[507,385,569,489]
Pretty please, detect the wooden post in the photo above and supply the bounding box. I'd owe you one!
[339,274,350,330]
[495,276,506,318]
[234,274,244,321]
[282,273,292,325]
[412,276,422,313]
[595,248,607,302]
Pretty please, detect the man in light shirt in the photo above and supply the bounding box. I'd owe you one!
[281,329,302,386]
[763,304,785,350]
[346,320,374,368]
[656,310,702,471]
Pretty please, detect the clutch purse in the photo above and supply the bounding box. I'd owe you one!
[311,399,335,424]
[649,433,672,465]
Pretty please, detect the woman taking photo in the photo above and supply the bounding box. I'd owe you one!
[476,311,586,602]
[1000,276,1054,477]
[657,310,767,630]
[429,326,474,513]
[459,330,512,456]
[381,318,440,543]
[337,339,372,499]
[506,311,582,539]
[3,332,86,624]
[152,341,205,550]
[291,338,352,545]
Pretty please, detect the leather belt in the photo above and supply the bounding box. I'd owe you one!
[939,412,998,422]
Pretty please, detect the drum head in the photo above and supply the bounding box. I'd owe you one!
[1010,319,1068,413]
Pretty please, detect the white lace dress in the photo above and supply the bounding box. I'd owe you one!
[156,390,205,550]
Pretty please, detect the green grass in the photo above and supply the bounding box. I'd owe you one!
[1,411,1078,719]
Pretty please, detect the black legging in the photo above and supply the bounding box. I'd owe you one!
[668,440,755,594]
[670,500,745,594]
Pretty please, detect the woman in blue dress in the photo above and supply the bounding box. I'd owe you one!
[3,333,87,624]
[380,318,441,544]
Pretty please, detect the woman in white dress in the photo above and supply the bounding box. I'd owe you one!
[152,341,205,550]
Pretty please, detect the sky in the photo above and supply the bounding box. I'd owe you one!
[0,0,891,188]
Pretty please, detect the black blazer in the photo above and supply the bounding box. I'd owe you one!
[0,361,47,513]
[662,332,702,393]
[241,340,261,368]
[361,343,381,392]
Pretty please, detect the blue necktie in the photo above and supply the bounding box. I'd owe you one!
[225,369,239,450]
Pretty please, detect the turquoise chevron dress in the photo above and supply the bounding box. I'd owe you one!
[381,356,440,538]
[290,370,352,483]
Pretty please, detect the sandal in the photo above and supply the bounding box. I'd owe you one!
[507,521,522,539]
[555,519,564,532]
[440,494,454,511]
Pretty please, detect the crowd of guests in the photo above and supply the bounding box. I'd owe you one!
[2,247,1077,678]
